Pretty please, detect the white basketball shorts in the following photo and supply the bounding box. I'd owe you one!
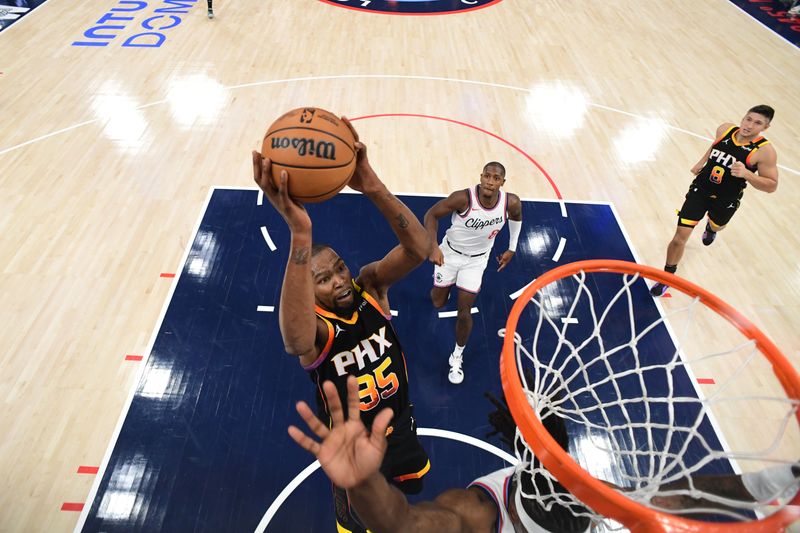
[432,239,490,293]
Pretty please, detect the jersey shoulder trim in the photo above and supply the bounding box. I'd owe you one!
[754,137,770,147]
[361,289,391,320]
[745,138,771,167]
[456,188,472,218]
[302,315,334,370]
[471,185,484,211]
[714,125,737,144]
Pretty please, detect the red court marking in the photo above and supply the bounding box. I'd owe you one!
[61,502,84,512]
[125,354,143,361]
[77,466,99,474]
[662,292,672,298]
[160,273,175,278]
[697,378,716,385]
[350,113,562,199]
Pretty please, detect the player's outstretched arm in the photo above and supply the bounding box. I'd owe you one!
[650,463,799,511]
[423,191,469,266]
[350,478,496,533]
[252,151,319,358]
[288,377,496,533]
[340,119,430,308]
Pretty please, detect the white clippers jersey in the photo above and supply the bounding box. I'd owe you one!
[468,466,517,533]
[469,467,576,533]
[444,186,507,255]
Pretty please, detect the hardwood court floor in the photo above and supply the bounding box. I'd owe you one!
[0,0,798,530]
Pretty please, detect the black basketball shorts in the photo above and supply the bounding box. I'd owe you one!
[678,186,743,228]
[333,405,430,532]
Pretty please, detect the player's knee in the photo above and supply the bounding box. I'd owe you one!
[456,308,473,322]
[430,289,447,308]
[671,230,692,245]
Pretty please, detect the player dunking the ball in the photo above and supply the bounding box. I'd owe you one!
[253,118,431,533]
[651,105,778,296]
[425,162,522,383]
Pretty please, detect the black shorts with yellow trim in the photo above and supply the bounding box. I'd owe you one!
[677,186,743,228]
[380,404,430,494]
[333,405,430,533]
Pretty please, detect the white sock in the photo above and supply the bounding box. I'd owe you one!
[452,344,465,357]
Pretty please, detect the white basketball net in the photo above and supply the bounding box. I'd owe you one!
[502,269,800,530]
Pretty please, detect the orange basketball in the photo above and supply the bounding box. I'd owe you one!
[261,107,357,203]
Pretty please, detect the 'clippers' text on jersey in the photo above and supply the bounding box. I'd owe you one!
[445,186,508,255]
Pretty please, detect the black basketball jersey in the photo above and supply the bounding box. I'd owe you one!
[693,126,771,197]
[304,282,410,429]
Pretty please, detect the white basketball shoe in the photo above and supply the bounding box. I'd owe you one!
[448,352,464,384]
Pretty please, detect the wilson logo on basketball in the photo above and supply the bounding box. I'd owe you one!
[262,106,356,203]
[270,137,337,160]
[300,108,316,123]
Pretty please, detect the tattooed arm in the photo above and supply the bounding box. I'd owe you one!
[253,151,326,361]
[278,239,329,362]
[342,119,430,312]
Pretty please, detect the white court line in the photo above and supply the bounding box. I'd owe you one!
[257,305,274,312]
[253,459,322,533]
[561,317,579,324]
[0,118,99,156]
[727,1,800,52]
[390,309,398,317]
[1,73,796,177]
[72,188,218,533]
[253,427,516,533]
[257,190,264,206]
[260,226,277,251]
[272,187,613,207]
[552,237,566,262]
[417,428,517,464]
[559,201,568,218]
[607,201,740,475]
[509,280,536,300]
[438,308,479,318]
[0,0,58,39]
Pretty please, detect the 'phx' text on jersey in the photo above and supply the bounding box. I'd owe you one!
[694,126,771,198]
[304,282,410,430]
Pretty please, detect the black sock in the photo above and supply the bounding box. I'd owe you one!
[207,0,212,8]
[664,264,677,274]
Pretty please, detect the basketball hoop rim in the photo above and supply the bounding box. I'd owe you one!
[500,259,800,532]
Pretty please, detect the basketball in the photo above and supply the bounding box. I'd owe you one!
[261,107,357,203]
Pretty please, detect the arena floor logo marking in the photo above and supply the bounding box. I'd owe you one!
[317,0,503,16]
